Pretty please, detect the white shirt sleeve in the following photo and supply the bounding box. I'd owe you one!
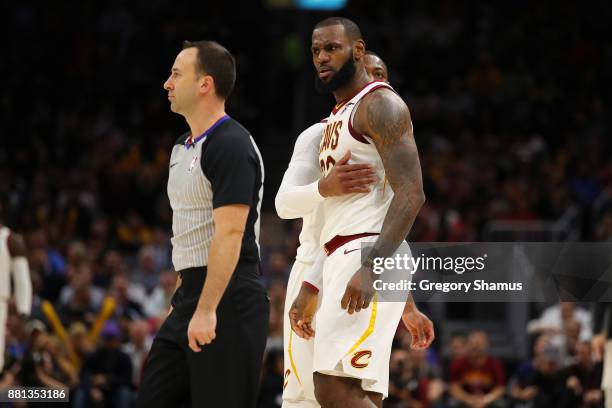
[275,122,326,219]
[303,249,326,292]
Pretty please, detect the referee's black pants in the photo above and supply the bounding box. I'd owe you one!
[136,262,270,408]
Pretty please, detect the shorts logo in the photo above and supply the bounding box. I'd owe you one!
[283,369,291,389]
[343,248,359,255]
[350,350,372,369]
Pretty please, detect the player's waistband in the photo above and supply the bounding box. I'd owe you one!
[323,232,379,256]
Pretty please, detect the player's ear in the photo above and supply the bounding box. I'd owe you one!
[353,40,366,61]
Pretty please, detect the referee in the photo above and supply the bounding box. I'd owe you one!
[136,41,269,408]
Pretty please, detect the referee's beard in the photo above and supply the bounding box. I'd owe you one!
[315,52,357,94]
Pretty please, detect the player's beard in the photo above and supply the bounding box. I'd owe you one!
[315,53,357,94]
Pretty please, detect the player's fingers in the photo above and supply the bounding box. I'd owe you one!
[299,323,310,339]
[415,323,426,348]
[345,168,377,178]
[290,317,300,335]
[347,187,371,195]
[342,163,373,172]
[354,296,363,313]
[343,178,377,188]
[294,321,306,338]
[348,291,360,314]
[303,321,315,338]
[424,322,435,346]
[337,150,351,165]
[296,320,307,339]
[341,288,352,310]
[291,310,305,337]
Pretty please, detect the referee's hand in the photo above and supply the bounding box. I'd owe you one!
[188,308,217,352]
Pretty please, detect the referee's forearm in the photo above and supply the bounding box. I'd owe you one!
[197,230,243,311]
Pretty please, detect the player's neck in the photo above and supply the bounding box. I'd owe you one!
[185,101,227,139]
[333,69,370,104]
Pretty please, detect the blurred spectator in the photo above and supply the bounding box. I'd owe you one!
[449,331,506,407]
[264,250,290,285]
[0,0,611,404]
[528,302,593,342]
[108,272,146,321]
[121,319,152,387]
[74,321,133,408]
[132,245,160,294]
[510,334,566,408]
[95,249,128,289]
[143,269,176,319]
[445,331,468,374]
[387,348,445,408]
[258,348,285,408]
[559,318,582,364]
[266,280,286,350]
[69,322,94,361]
[387,349,413,407]
[562,341,603,408]
[3,301,29,377]
[57,263,104,326]
[32,334,79,389]
[150,227,172,271]
[116,213,153,251]
[27,228,66,302]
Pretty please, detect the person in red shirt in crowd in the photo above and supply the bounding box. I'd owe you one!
[449,331,506,408]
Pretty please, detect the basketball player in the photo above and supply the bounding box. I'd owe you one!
[276,52,392,408]
[0,225,32,372]
[279,49,432,407]
[362,51,388,82]
[290,18,430,408]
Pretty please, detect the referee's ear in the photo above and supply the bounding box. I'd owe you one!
[199,75,215,97]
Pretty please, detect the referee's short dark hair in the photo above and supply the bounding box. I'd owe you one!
[183,40,236,100]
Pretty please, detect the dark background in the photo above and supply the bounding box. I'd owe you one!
[1,1,611,407]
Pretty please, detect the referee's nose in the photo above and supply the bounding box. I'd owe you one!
[163,78,173,91]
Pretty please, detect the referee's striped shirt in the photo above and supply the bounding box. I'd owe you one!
[167,115,264,272]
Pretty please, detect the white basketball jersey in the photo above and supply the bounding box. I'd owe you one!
[0,226,11,300]
[318,81,395,245]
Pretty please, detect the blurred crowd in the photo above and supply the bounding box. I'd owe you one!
[1,0,612,407]
[2,283,605,408]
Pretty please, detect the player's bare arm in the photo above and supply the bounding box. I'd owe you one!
[7,232,32,318]
[360,88,425,258]
[341,88,425,314]
[402,292,435,349]
[187,204,249,352]
[7,233,27,257]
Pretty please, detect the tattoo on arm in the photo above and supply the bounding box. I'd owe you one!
[360,89,425,261]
